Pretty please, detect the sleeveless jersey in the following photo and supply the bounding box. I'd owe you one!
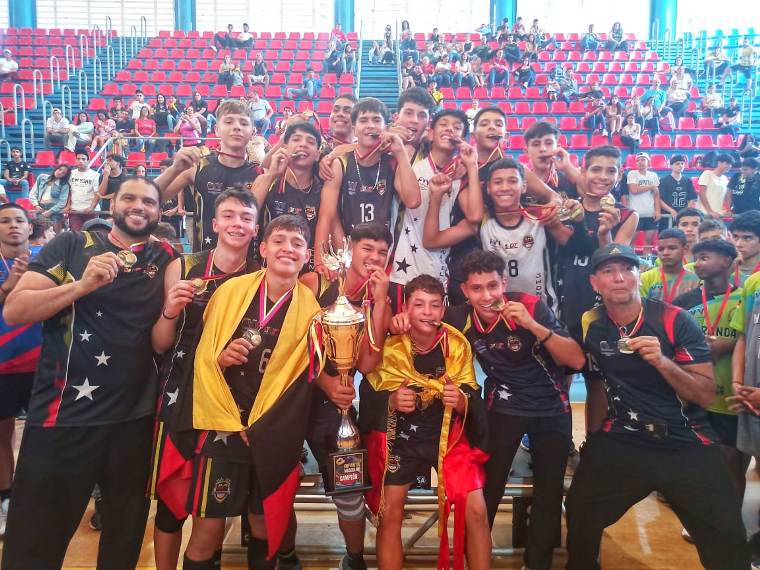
[192,154,258,250]
[390,156,461,288]
[480,214,557,308]
[338,151,398,235]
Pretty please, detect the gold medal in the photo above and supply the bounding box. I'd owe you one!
[600,195,616,208]
[242,328,263,348]
[191,278,208,295]
[198,146,212,158]
[117,250,138,272]
[617,337,634,354]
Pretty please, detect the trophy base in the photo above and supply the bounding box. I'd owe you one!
[325,448,372,496]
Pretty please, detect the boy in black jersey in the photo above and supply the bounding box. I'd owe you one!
[523,120,582,199]
[2,177,175,569]
[253,122,323,272]
[314,98,421,274]
[358,276,490,570]
[183,215,322,570]
[566,243,750,570]
[149,188,258,570]
[299,222,393,570]
[155,99,259,251]
[446,250,585,570]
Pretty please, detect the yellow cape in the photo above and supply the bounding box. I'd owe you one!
[192,269,321,432]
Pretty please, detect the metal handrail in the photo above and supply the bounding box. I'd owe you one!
[130,26,138,58]
[394,21,402,97]
[77,70,89,110]
[60,85,73,119]
[49,55,61,91]
[88,136,114,169]
[0,103,5,139]
[105,45,116,80]
[20,119,34,162]
[42,100,55,132]
[12,83,25,123]
[356,20,364,98]
[92,56,103,93]
[140,16,148,44]
[79,34,89,68]
[91,24,101,57]
[119,35,126,68]
[0,140,11,170]
[32,69,45,108]
[105,16,113,48]
[64,44,75,78]
[663,28,672,61]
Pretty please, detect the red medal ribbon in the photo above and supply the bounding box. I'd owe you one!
[427,153,459,178]
[258,279,294,329]
[702,284,733,336]
[471,297,515,332]
[610,306,645,340]
[733,261,760,287]
[660,266,685,304]
[195,249,247,283]
[354,139,384,161]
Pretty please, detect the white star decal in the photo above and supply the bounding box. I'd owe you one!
[498,389,512,400]
[613,396,621,401]
[95,351,111,366]
[176,350,185,359]
[79,330,92,342]
[399,432,410,440]
[96,311,103,317]
[409,424,419,432]
[204,236,212,244]
[72,378,100,401]
[213,431,231,445]
[166,388,179,406]
[627,410,639,421]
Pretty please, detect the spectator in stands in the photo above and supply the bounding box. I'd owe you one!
[420,55,435,79]
[341,44,357,74]
[167,94,180,118]
[666,78,689,123]
[470,57,485,87]
[152,93,175,132]
[514,57,536,88]
[641,77,666,113]
[248,52,270,88]
[671,65,694,91]
[620,114,642,156]
[113,108,135,156]
[369,41,383,64]
[409,62,425,86]
[608,22,628,52]
[64,151,100,230]
[133,164,147,178]
[129,90,150,120]
[546,77,561,101]
[217,54,236,89]
[248,90,273,136]
[455,53,475,87]
[701,84,724,118]
[512,16,527,39]
[503,35,522,63]
[465,99,480,130]
[581,24,599,51]
[488,49,509,89]
[109,97,126,121]
[558,71,579,103]
[625,152,661,245]
[65,111,94,153]
[173,106,202,147]
[213,24,235,51]
[717,97,741,138]
[430,27,441,44]
[522,35,539,61]
[28,164,70,231]
[0,49,19,83]
[245,128,270,165]
[274,106,294,134]
[234,23,253,50]
[673,55,697,78]
[0,148,30,199]
[428,80,444,113]
[286,69,322,100]
[134,106,157,159]
[472,37,492,62]
[529,19,548,49]
[738,134,760,158]
[640,97,659,137]
[448,42,462,64]
[330,22,347,49]
[697,152,733,218]
[190,91,213,135]
[732,38,757,94]
[324,39,342,74]
[433,54,454,87]
[584,97,607,133]
[624,95,643,126]
[400,31,418,64]
[45,108,69,147]
[97,153,126,209]
[703,46,730,85]
[604,95,623,136]
[400,57,415,89]
[728,157,760,214]
[658,155,695,225]
[91,110,115,153]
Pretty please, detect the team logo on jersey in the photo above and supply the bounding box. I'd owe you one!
[523,235,535,249]
[213,478,232,503]
[206,181,226,194]
[506,335,522,352]
[376,179,387,196]
[305,206,317,221]
[145,263,159,279]
[347,181,359,196]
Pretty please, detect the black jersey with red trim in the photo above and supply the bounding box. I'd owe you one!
[192,154,258,250]
[445,293,570,417]
[199,287,291,463]
[26,231,175,427]
[338,151,398,235]
[577,298,718,446]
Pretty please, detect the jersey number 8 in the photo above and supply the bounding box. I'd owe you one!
[507,259,519,277]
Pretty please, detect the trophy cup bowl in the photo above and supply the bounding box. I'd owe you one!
[318,237,372,495]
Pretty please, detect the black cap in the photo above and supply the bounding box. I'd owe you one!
[82,217,113,232]
[589,243,640,273]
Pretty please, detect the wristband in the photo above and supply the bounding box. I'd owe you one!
[162,309,178,320]
[539,330,554,344]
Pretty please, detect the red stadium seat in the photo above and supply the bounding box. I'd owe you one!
[59,150,77,166]
[126,152,146,167]
[678,117,696,130]
[559,117,578,130]
[550,101,568,114]
[533,102,549,114]
[508,135,526,150]
[505,117,519,130]
[674,135,693,148]
[514,102,530,114]
[569,134,589,149]
[717,134,735,148]
[695,135,715,148]
[650,154,668,169]
[34,150,56,167]
[697,117,716,130]
[653,135,671,148]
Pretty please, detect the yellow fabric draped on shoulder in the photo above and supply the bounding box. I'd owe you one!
[192,269,321,432]
[366,323,478,394]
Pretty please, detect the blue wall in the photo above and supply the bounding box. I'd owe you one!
[174,0,195,31]
[650,0,678,39]
[9,0,37,28]
[334,0,355,33]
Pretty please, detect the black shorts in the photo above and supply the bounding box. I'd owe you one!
[637,216,658,231]
[187,454,263,518]
[707,411,738,448]
[384,438,438,488]
[0,372,34,419]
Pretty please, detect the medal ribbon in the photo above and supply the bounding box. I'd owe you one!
[471,300,515,332]
[354,138,385,161]
[519,204,558,223]
[702,285,732,336]
[733,261,760,287]
[427,153,459,178]
[611,306,644,340]
[660,266,685,304]
[258,280,294,329]
[411,327,449,357]
[108,232,147,253]
[194,249,247,284]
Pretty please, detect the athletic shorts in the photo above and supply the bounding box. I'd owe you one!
[637,216,658,231]
[384,438,438,488]
[187,454,263,518]
[0,372,34,419]
[707,411,739,448]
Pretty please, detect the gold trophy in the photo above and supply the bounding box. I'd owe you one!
[316,237,372,495]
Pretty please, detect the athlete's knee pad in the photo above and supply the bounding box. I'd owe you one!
[332,491,366,522]
[155,498,187,534]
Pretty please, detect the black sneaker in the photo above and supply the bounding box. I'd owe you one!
[88,498,102,531]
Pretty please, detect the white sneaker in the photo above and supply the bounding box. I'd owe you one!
[0,497,9,538]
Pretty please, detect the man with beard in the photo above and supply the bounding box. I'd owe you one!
[1,177,175,569]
